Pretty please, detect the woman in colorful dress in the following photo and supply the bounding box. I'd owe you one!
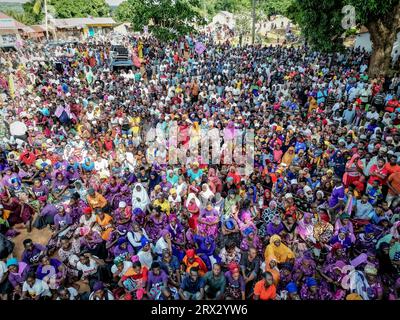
[197,203,220,239]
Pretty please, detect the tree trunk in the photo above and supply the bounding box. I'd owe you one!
[367,3,400,78]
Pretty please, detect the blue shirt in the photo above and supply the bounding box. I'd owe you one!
[180,275,205,293]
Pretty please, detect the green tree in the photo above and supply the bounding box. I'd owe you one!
[127,0,205,41]
[4,10,37,25]
[22,0,45,24]
[23,0,111,21]
[113,1,136,22]
[288,0,400,77]
[214,0,251,13]
[235,13,251,46]
[261,0,292,18]
[51,0,111,18]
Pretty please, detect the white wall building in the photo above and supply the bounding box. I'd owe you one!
[354,27,400,63]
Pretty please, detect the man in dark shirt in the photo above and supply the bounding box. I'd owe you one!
[179,267,205,300]
[204,263,226,300]
[240,247,261,297]
[21,239,46,268]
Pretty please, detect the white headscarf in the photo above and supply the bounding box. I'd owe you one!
[200,183,214,200]
[185,193,201,208]
[131,182,150,211]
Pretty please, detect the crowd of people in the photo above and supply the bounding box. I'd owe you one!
[0,31,399,301]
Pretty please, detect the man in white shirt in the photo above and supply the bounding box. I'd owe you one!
[137,240,153,269]
[22,274,51,300]
[56,286,79,300]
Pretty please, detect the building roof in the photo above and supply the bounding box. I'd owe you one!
[0,11,32,33]
[52,17,117,29]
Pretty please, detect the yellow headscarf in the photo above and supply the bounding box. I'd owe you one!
[264,235,295,264]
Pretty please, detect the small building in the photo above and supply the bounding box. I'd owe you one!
[51,17,117,40]
[354,26,400,63]
[0,12,32,48]
[113,22,132,35]
[210,11,235,30]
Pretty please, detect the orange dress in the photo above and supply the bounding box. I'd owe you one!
[96,214,114,241]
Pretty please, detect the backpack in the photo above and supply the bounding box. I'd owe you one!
[0,233,14,259]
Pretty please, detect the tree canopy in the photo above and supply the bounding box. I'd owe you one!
[288,0,400,76]
[121,0,204,41]
[21,0,110,24]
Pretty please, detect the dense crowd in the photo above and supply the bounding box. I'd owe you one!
[0,32,399,300]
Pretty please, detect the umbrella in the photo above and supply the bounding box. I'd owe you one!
[9,121,27,136]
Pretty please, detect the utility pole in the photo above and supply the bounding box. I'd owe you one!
[251,0,256,44]
[44,0,49,40]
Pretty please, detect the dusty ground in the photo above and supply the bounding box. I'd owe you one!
[11,221,90,293]
[11,223,53,259]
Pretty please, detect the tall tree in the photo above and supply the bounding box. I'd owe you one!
[127,0,205,41]
[113,1,136,22]
[51,0,111,18]
[213,0,251,13]
[23,0,111,21]
[261,0,293,18]
[288,0,400,77]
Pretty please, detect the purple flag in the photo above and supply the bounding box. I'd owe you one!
[195,42,206,55]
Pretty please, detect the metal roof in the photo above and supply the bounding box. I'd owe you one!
[51,17,117,29]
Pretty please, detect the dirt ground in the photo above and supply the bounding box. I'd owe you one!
[10,221,91,293]
[11,223,53,259]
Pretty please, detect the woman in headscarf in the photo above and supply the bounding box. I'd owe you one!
[227,166,241,185]
[131,183,150,212]
[263,188,273,208]
[264,235,295,266]
[176,176,188,199]
[1,191,33,232]
[274,178,287,195]
[111,185,132,211]
[150,185,162,202]
[300,277,330,300]
[197,202,220,239]
[224,262,245,300]
[281,146,295,167]
[182,249,208,276]
[118,256,148,300]
[167,214,186,261]
[208,168,222,194]
[238,211,257,237]
[36,255,66,291]
[95,210,114,241]
[6,258,30,300]
[240,228,262,254]
[113,234,135,259]
[292,251,317,284]
[193,234,220,271]
[199,183,214,208]
[166,169,179,187]
[145,205,168,242]
[303,185,314,203]
[51,172,69,202]
[154,229,172,257]
[363,264,384,300]
[185,193,201,231]
[148,171,160,193]
[159,175,172,194]
[334,213,356,243]
[265,255,280,286]
[295,212,316,244]
[103,176,121,205]
[265,216,284,239]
